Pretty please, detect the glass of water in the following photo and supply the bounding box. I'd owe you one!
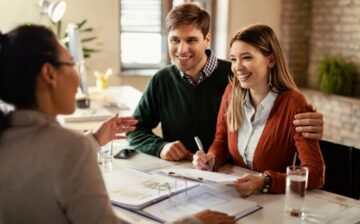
[98,141,113,165]
[284,166,309,218]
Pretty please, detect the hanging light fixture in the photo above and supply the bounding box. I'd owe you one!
[38,0,66,23]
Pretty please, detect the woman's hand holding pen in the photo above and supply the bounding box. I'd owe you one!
[193,151,215,171]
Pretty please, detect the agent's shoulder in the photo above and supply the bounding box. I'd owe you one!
[44,123,93,149]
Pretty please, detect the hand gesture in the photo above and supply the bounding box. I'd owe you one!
[227,173,264,198]
[193,151,215,171]
[160,141,193,161]
[93,113,137,146]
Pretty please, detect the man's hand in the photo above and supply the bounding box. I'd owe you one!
[160,141,193,161]
[293,103,324,140]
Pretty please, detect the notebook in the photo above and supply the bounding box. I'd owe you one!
[103,168,261,223]
[102,168,199,210]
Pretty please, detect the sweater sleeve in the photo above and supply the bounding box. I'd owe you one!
[54,135,123,224]
[127,76,168,157]
[265,92,325,193]
[208,84,232,170]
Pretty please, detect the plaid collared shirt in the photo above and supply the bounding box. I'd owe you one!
[180,49,218,86]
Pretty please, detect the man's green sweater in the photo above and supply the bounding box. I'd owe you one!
[127,59,231,157]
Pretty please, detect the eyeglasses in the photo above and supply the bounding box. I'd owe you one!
[52,60,76,67]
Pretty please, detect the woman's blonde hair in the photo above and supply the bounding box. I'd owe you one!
[226,24,299,132]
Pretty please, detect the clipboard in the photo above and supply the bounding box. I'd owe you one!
[158,168,239,184]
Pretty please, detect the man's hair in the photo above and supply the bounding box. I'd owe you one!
[165,2,211,38]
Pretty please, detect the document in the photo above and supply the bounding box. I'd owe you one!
[156,168,239,183]
[102,168,199,210]
[103,168,261,223]
[143,185,261,223]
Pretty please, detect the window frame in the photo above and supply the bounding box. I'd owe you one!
[119,0,215,72]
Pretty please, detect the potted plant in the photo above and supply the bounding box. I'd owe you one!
[62,19,100,58]
[317,55,356,96]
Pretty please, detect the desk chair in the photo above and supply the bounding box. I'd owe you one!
[319,140,360,200]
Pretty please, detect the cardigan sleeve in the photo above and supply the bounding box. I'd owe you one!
[127,76,168,157]
[265,92,325,193]
[208,84,232,171]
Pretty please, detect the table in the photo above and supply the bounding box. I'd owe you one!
[58,85,142,131]
[60,85,360,223]
[105,148,360,224]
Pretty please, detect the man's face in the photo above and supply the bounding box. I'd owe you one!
[168,24,210,77]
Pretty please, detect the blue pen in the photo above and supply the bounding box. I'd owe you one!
[194,136,212,171]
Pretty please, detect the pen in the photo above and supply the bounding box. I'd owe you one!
[194,136,211,171]
[168,171,203,182]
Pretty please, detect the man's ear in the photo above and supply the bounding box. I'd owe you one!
[205,33,211,48]
[39,63,57,88]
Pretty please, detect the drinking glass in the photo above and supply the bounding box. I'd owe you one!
[284,166,309,217]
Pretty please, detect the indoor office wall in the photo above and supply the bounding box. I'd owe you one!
[123,0,282,91]
[0,0,121,88]
[228,0,282,46]
[0,0,282,92]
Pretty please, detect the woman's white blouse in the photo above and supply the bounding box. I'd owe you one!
[237,90,278,169]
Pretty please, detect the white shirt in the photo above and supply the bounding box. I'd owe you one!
[238,90,278,169]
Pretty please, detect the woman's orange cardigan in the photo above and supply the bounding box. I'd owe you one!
[209,84,325,193]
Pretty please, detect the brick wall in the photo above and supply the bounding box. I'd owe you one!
[302,89,360,148]
[281,0,311,87]
[281,0,360,97]
[282,0,360,147]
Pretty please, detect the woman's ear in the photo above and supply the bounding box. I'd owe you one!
[39,63,57,88]
[268,54,275,68]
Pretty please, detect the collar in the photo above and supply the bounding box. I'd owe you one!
[180,49,218,85]
[244,90,278,112]
[10,110,59,127]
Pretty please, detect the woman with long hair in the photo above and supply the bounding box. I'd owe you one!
[193,24,325,197]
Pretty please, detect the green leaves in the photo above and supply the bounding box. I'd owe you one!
[318,55,356,96]
[62,19,100,59]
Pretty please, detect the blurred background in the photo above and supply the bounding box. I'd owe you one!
[1,0,359,147]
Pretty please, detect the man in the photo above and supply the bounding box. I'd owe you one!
[127,3,324,161]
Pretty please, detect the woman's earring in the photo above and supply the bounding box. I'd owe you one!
[268,69,273,88]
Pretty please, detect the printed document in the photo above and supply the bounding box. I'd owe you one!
[103,168,198,210]
[143,185,261,222]
[103,168,261,223]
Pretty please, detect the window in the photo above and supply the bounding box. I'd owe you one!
[120,0,215,71]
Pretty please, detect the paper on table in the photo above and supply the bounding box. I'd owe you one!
[156,168,239,183]
[143,185,261,223]
[103,168,199,210]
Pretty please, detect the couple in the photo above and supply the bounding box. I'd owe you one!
[0,2,324,224]
[128,3,325,197]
